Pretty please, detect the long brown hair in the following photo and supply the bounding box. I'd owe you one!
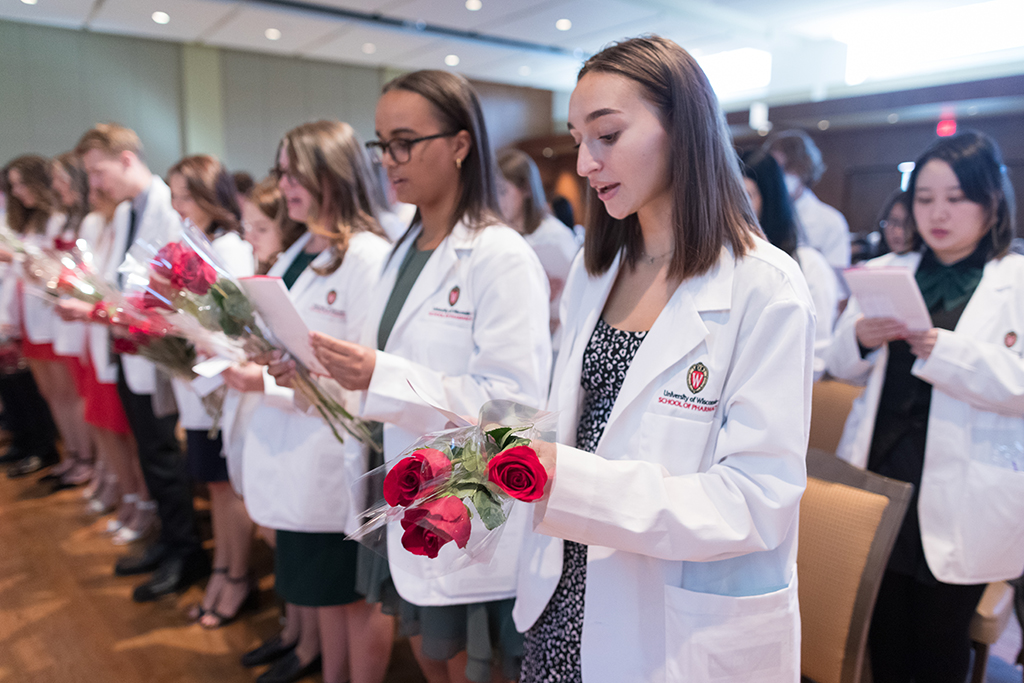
[53,152,90,236]
[278,120,386,275]
[578,36,758,279]
[4,155,58,235]
[382,70,501,234]
[497,148,548,235]
[249,177,304,275]
[167,155,242,237]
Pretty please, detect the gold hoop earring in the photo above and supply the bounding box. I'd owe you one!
[455,158,463,170]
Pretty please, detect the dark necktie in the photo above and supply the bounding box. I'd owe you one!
[118,206,138,287]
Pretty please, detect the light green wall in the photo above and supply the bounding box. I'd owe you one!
[180,44,226,160]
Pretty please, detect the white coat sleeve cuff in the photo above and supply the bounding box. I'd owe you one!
[533,443,602,540]
[362,350,444,430]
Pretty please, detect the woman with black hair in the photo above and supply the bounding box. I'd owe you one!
[742,150,839,380]
[829,130,1024,683]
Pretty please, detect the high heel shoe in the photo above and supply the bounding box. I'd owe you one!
[187,567,228,622]
[200,574,258,629]
[112,500,156,545]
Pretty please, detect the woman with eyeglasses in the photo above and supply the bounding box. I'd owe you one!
[234,121,393,683]
[304,70,551,683]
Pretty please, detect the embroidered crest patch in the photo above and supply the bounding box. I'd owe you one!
[687,362,708,394]
[1006,331,1017,348]
[326,290,337,305]
[449,286,460,306]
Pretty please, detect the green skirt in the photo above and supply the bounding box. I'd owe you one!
[275,530,361,607]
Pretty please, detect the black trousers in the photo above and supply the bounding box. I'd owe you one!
[869,570,986,683]
[115,361,200,556]
[0,369,57,454]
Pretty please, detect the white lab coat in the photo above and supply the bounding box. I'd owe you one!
[361,219,551,606]
[524,214,580,350]
[16,214,65,345]
[794,189,851,269]
[513,238,815,683]
[106,177,182,396]
[797,246,839,381]
[51,216,104,359]
[241,230,389,533]
[81,211,121,384]
[827,249,1024,584]
[170,231,254,430]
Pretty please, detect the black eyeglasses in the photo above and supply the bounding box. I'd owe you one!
[365,132,459,164]
[269,165,299,185]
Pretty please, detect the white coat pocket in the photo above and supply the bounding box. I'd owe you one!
[664,575,800,683]
[640,412,713,475]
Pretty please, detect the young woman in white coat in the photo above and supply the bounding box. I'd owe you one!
[234,121,393,683]
[0,157,61,476]
[497,148,580,348]
[827,130,1024,683]
[165,154,257,626]
[306,70,551,683]
[514,37,815,683]
[741,149,839,381]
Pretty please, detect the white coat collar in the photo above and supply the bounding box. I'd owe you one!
[267,232,313,278]
[383,218,480,351]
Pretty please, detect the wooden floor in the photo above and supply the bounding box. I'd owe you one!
[0,465,425,683]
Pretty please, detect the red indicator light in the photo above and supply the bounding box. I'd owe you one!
[937,119,957,137]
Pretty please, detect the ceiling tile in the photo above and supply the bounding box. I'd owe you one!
[386,0,553,32]
[477,0,661,50]
[89,0,241,42]
[304,22,437,65]
[202,3,346,54]
[0,0,93,30]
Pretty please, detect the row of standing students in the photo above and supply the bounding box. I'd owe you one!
[6,31,1022,683]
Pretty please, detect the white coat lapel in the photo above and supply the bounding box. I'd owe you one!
[955,256,1014,339]
[267,233,313,278]
[599,249,734,449]
[553,253,621,445]
[383,221,470,351]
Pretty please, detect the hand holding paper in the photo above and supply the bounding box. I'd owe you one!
[240,276,329,375]
[844,267,932,331]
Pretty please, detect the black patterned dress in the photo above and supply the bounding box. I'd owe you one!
[520,317,648,683]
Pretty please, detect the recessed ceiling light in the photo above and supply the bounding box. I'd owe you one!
[817,120,830,130]
[21,0,38,6]
[445,54,460,67]
[465,0,482,10]
[555,18,572,31]
[518,65,531,76]
[887,113,900,123]
[362,43,377,55]
[265,28,281,40]
[967,105,979,116]
[151,11,170,24]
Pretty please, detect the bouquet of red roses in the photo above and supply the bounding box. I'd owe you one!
[349,400,555,569]
[121,221,379,450]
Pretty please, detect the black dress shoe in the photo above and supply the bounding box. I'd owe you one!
[115,542,169,576]
[7,451,59,478]
[241,634,298,667]
[256,652,321,683]
[132,551,210,602]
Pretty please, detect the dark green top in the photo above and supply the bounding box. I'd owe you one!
[282,249,320,290]
[377,245,434,351]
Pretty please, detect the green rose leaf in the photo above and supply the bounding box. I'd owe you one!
[472,488,506,530]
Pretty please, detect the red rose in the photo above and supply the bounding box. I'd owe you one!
[151,242,186,280]
[141,289,173,310]
[89,301,114,323]
[54,237,77,251]
[487,445,547,502]
[400,496,471,558]
[112,337,140,355]
[56,267,78,295]
[383,448,453,507]
[174,250,218,295]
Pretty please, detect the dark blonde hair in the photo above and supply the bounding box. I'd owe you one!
[53,152,90,236]
[578,36,758,279]
[497,148,548,235]
[249,177,304,275]
[907,130,1016,260]
[4,155,58,234]
[764,130,826,187]
[278,120,386,275]
[74,123,145,161]
[382,70,501,234]
[167,155,242,237]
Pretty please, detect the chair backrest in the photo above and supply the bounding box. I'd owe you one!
[809,380,864,455]
[799,449,914,683]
